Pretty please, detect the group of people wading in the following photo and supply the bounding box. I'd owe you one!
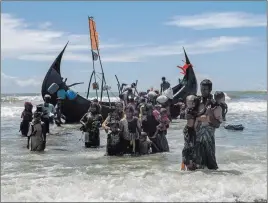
[19,76,228,171]
[79,85,171,156]
[20,94,56,151]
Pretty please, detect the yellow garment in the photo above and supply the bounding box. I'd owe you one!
[181,162,186,171]
[139,104,145,119]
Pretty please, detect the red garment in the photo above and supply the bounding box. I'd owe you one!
[152,110,160,120]
[157,115,170,131]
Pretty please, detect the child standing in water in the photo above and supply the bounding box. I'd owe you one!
[181,95,199,171]
[139,132,152,155]
[119,105,141,155]
[20,102,33,137]
[106,121,122,156]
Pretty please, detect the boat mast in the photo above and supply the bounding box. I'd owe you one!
[86,71,95,99]
[88,16,111,105]
[87,16,98,100]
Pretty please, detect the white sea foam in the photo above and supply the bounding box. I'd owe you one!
[1,160,266,202]
[1,93,265,119]
[1,106,24,118]
[1,96,120,118]
[1,96,266,202]
[224,92,231,101]
[1,95,120,103]
[227,101,266,113]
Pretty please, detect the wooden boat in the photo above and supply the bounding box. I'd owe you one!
[170,48,198,118]
[41,42,114,123]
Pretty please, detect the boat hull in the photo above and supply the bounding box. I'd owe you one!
[41,44,197,122]
[41,43,114,123]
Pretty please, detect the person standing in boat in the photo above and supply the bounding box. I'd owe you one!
[80,103,103,148]
[119,104,141,155]
[120,88,135,106]
[160,77,170,94]
[194,80,223,170]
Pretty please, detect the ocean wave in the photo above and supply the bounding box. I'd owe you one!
[1,95,120,103]
[1,95,42,103]
[1,161,266,202]
[1,91,266,119]
[227,101,266,113]
[2,92,231,103]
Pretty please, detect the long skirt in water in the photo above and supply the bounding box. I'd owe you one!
[106,132,122,156]
[84,130,100,148]
[20,120,30,136]
[195,125,218,170]
[29,135,45,151]
[150,131,169,153]
[182,126,196,169]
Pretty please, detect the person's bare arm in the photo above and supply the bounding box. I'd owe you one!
[174,102,183,106]
[102,115,110,133]
[196,115,207,122]
[119,120,124,137]
[21,111,24,118]
[225,103,228,113]
[214,106,223,123]
[27,124,34,149]
[80,114,87,126]
[137,118,142,134]
[52,105,56,114]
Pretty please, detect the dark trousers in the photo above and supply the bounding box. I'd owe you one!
[42,118,50,134]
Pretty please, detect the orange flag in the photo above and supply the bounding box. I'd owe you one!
[88,17,99,50]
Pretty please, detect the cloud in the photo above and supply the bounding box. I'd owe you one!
[165,12,266,30]
[96,36,253,62]
[1,13,127,59]
[1,72,41,88]
[16,36,254,63]
[2,13,256,63]
[38,22,52,29]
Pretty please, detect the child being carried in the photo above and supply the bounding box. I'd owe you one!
[155,108,170,135]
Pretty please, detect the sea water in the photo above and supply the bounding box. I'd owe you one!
[1,92,267,202]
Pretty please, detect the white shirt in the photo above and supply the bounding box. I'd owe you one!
[42,103,56,118]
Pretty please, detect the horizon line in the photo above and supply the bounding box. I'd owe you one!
[1,90,267,95]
